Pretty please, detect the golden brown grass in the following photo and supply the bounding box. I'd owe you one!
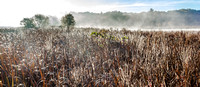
[0,28,200,86]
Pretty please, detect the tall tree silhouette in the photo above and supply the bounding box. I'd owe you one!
[61,14,76,31]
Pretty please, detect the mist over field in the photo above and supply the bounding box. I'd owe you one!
[1,8,200,29]
[71,9,200,29]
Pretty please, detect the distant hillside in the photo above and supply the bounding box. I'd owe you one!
[71,9,200,28]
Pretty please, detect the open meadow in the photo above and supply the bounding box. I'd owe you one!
[0,28,200,86]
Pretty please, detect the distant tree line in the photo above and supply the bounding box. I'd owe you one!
[20,14,75,30]
[21,9,200,29]
[71,9,200,28]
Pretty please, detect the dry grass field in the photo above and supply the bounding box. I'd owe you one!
[0,28,200,87]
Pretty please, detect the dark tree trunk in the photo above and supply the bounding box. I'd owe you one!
[67,26,70,32]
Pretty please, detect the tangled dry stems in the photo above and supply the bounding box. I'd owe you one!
[0,28,200,87]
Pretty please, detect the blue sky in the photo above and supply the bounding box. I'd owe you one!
[104,0,200,11]
[0,0,200,27]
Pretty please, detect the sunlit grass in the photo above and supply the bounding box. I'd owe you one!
[0,28,200,86]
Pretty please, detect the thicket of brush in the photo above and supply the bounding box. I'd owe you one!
[0,28,200,87]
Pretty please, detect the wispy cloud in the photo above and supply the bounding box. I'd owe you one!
[108,1,195,8]
[91,0,200,12]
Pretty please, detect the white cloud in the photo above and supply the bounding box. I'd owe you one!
[0,0,200,27]
[66,0,105,6]
[0,0,71,27]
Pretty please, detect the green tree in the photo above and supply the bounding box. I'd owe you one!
[61,14,76,31]
[149,8,154,12]
[33,14,49,28]
[20,18,36,29]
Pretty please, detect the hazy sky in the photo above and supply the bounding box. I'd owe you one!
[0,0,200,27]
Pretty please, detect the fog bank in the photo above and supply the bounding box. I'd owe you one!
[70,9,200,29]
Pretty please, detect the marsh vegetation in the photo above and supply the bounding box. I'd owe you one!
[0,28,200,86]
